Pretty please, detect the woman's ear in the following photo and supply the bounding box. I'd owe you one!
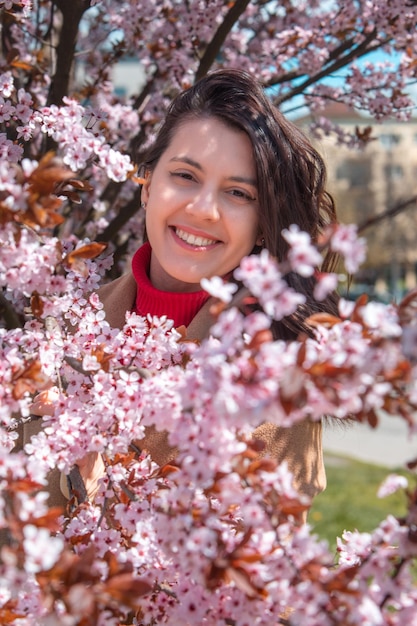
[141,171,152,205]
[256,234,265,247]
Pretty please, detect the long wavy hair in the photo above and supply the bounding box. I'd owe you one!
[140,69,339,340]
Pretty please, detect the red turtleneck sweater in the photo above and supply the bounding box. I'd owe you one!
[131,242,210,328]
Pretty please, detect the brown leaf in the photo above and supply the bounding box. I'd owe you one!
[355,125,375,143]
[296,340,307,366]
[247,328,273,350]
[325,565,360,593]
[59,190,83,204]
[67,178,94,191]
[28,152,75,196]
[28,507,64,532]
[65,258,90,278]
[231,553,263,566]
[30,291,44,318]
[158,463,180,477]
[130,175,147,186]
[66,242,107,263]
[406,457,417,470]
[247,458,277,475]
[350,294,369,322]
[308,362,352,378]
[282,500,310,518]
[8,477,44,493]
[12,360,49,399]
[307,312,342,327]
[366,410,379,429]
[25,194,65,228]
[384,360,411,382]
[101,574,152,605]
[0,604,26,624]
[10,59,36,72]
[90,345,114,372]
[225,566,267,599]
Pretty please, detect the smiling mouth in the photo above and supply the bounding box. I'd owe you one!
[174,227,219,247]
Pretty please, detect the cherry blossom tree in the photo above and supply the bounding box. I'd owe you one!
[1,0,416,262]
[1,1,417,624]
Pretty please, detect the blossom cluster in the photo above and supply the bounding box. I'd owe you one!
[0,0,416,267]
[0,1,417,623]
[1,188,417,623]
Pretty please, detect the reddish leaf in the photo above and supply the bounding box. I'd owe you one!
[130,174,147,185]
[247,328,273,350]
[90,345,114,372]
[325,565,360,593]
[279,497,310,518]
[9,477,44,493]
[309,362,352,377]
[10,59,34,72]
[366,410,379,429]
[29,507,64,532]
[66,242,107,263]
[355,125,375,143]
[384,361,411,382]
[101,574,152,605]
[225,566,267,599]
[350,294,369,322]
[307,312,342,327]
[59,190,83,204]
[67,178,94,191]
[0,605,26,624]
[158,463,180,477]
[406,457,417,470]
[30,291,44,318]
[28,152,75,196]
[12,360,49,399]
[296,339,307,366]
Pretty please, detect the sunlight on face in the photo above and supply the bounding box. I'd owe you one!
[142,117,261,292]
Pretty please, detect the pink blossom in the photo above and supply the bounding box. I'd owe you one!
[234,249,305,320]
[200,275,238,303]
[0,72,14,98]
[282,224,323,276]
[337,530,373,566]
[314,271,339,301]
[23,525,64,574]
[1,2,417,622]
[377,473,408,498]
[360,302,402,338]
[330,224,367,274]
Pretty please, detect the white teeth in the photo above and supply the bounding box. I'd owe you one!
[175,228,216,247]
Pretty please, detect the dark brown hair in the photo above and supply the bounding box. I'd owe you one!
[141,69,339,339]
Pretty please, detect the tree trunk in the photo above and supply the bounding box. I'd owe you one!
[47,0,91,106]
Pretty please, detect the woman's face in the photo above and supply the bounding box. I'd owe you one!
[142,117,262,292]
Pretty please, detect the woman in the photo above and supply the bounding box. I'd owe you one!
[31,69,339,512]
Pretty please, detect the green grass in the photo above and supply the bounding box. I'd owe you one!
[309,453,415,553]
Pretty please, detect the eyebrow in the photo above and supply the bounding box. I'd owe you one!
[169,156,257,188]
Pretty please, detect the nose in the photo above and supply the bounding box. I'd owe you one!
[185,188,220,221]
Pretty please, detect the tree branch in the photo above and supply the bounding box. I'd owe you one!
[195,0,252,80]
[273,30,387,105]
[47,0,91,105]
[99,187,143,243]
[357,196,417,234]
[67,465,88,505]
[0,290,23,329]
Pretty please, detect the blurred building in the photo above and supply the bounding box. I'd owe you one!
[297,104,417,301]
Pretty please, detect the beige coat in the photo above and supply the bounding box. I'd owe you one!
[98,272,326,501]
[19,271,325,512]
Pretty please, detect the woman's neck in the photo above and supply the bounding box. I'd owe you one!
[131,242,210,328]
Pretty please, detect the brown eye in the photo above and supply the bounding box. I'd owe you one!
[170,171,195,181]
[229,189,255,201]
